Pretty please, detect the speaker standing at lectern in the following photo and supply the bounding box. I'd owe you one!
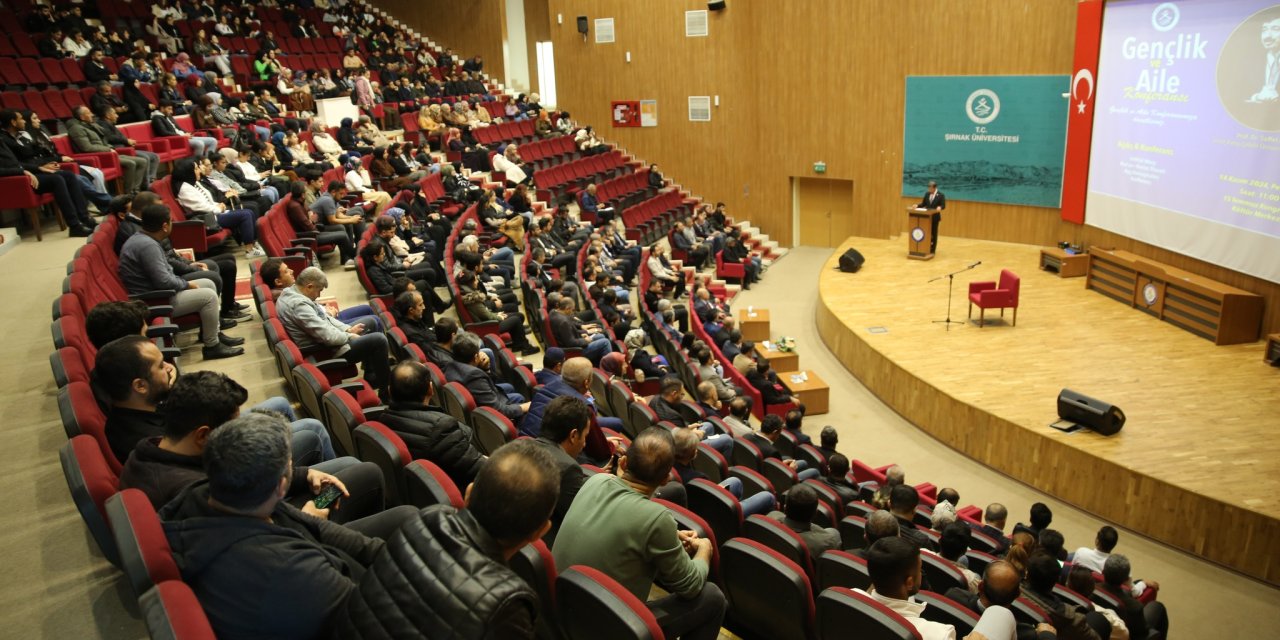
[919,181,946,253]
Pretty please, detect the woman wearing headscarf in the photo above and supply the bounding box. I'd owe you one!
[491,144,529,186]
[417,103,446,142]
[336,117,372,155]
[478,188,525,247]
[121,77,153,123]
[343,155,392,214]
[623,329,670,382]
[369,147,414,191]
[356,115,392,149]
[309,120,344,166]
[170,52,198,79]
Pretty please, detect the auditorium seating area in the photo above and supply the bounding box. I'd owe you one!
[0,0,1229,638]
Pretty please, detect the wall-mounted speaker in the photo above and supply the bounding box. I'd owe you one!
[1057,389,1125,436]
[577,16,589,35]
[708,1,727,11]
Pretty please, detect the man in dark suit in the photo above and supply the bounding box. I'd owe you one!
[744,415,819,480]
[973,503,1011,555]
[442,332,529,426]
[918,180,945,254]
[888,484,937,552]
[819,453,859,505]
[1099,555,1168,639]
[549,297,612,364]
[1023,552,1109,640]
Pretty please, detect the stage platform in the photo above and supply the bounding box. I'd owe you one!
[815,237,1280,585]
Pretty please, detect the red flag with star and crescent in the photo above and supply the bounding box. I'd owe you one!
[1061,0,1104,224]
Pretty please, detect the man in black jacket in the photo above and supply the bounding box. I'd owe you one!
[0,109,96,236]
[1022,552,1109,640]
[1099,555,1168,639]
[95,106,160,187]
[336,439,559,638]
[744,415,819,481]
[443,332,530,425]
[161,413,418,640]
[120,370,382,522]
[380,360,488,490]
[888,484,938,552]
[549,296,611,364]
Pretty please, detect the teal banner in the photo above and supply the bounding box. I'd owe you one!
[902,75,1070,208]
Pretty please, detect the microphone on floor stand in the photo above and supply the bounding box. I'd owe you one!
[967,261,982,270]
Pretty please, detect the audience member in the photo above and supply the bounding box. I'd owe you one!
[1066,565,1128,640]
[443,331,530,426]
[743,415,819,480]
[161,413,417,639]
[859,510,902,555]
[119,370,376,519]
[820,453,860,505]
[536,347,566,386]
[939,521,981,592]
[671,428,775,517]
[554,428,726,640]
[277,266,390,393]
[1022,552,1109,640]
[521,356,619,464]
[861,537,957,640]
[872,464,906,509]
[1099,555,1168,640]
[889,484,938,551]
[768,484,841,561]
[1014,502,1053,539]
[978,503,1011,553]
[528,396,594,544]
[945,560,1058,640]
[380,361,487,489]
[85,300,148,349]
[336,440,559,638]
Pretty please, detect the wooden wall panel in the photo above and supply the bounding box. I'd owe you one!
[524,0,551,96]
[372,0,507,82]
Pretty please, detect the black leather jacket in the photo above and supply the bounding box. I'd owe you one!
[334,505,538,639]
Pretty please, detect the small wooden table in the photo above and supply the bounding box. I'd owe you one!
[785,370,829,415]
[738,308,770,342]
[755,341,799,373]
[1266,333,1280,365]
[1040,248,1090,278]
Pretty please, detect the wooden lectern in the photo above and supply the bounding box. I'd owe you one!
[907,207,935,260]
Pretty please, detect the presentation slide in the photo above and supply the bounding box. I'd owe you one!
[1086,0,1280,284]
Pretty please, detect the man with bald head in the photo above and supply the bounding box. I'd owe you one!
[554,428,726,640]
[945,560,1058,640]
[521,356,624,464]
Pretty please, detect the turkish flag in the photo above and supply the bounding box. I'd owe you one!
[1061,0,1104,224]
[612,101,640,128]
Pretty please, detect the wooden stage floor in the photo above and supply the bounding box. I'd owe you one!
[815,237,1280,585]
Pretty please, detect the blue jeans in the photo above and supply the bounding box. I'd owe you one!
[583,334,612,364]
[794,460,819,481]
[260,184,280,203]
[598,416,625,435]
[489,247,515,269]
[251,396,337,461]
[189,136,218,157]
[699,429,734,458]
[216,208,257,244]
[721,477,775,517]
[336,305,382,332]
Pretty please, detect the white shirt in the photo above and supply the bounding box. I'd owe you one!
[861,589,956,640]
[176,182,221,214]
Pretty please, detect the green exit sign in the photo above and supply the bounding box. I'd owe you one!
[813,161,827,174]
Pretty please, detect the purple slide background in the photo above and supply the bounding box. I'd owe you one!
[1089,0,1280,238]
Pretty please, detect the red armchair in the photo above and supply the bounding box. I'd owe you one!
[0,175,63,240]
[968,269,1020,327]
[716,249,745,284]
[52,135,125,193]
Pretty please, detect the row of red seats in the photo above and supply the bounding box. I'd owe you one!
[472,117,537,147]
[534,149,630,202]
[517,134,576,170]
[620,190,695,244]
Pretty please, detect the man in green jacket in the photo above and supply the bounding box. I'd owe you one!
[553,427,727,640]
[66,105,147,192]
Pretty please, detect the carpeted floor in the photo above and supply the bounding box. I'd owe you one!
[2,227,1277,638]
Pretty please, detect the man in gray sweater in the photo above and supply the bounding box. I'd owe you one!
[67,105,149,193]
[277,266,390,393]
[117,204,244,360]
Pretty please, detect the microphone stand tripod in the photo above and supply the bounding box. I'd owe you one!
[929,262,981,330]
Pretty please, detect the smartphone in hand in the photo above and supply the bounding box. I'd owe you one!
[313,484,343,510]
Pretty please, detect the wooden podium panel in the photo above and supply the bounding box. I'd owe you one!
[907,209,934,260]
[785,370,829,415]
[738,308,770,342]
[1086,248,1264,345]
[755,341,800,373]
[1039,247,1090,278]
